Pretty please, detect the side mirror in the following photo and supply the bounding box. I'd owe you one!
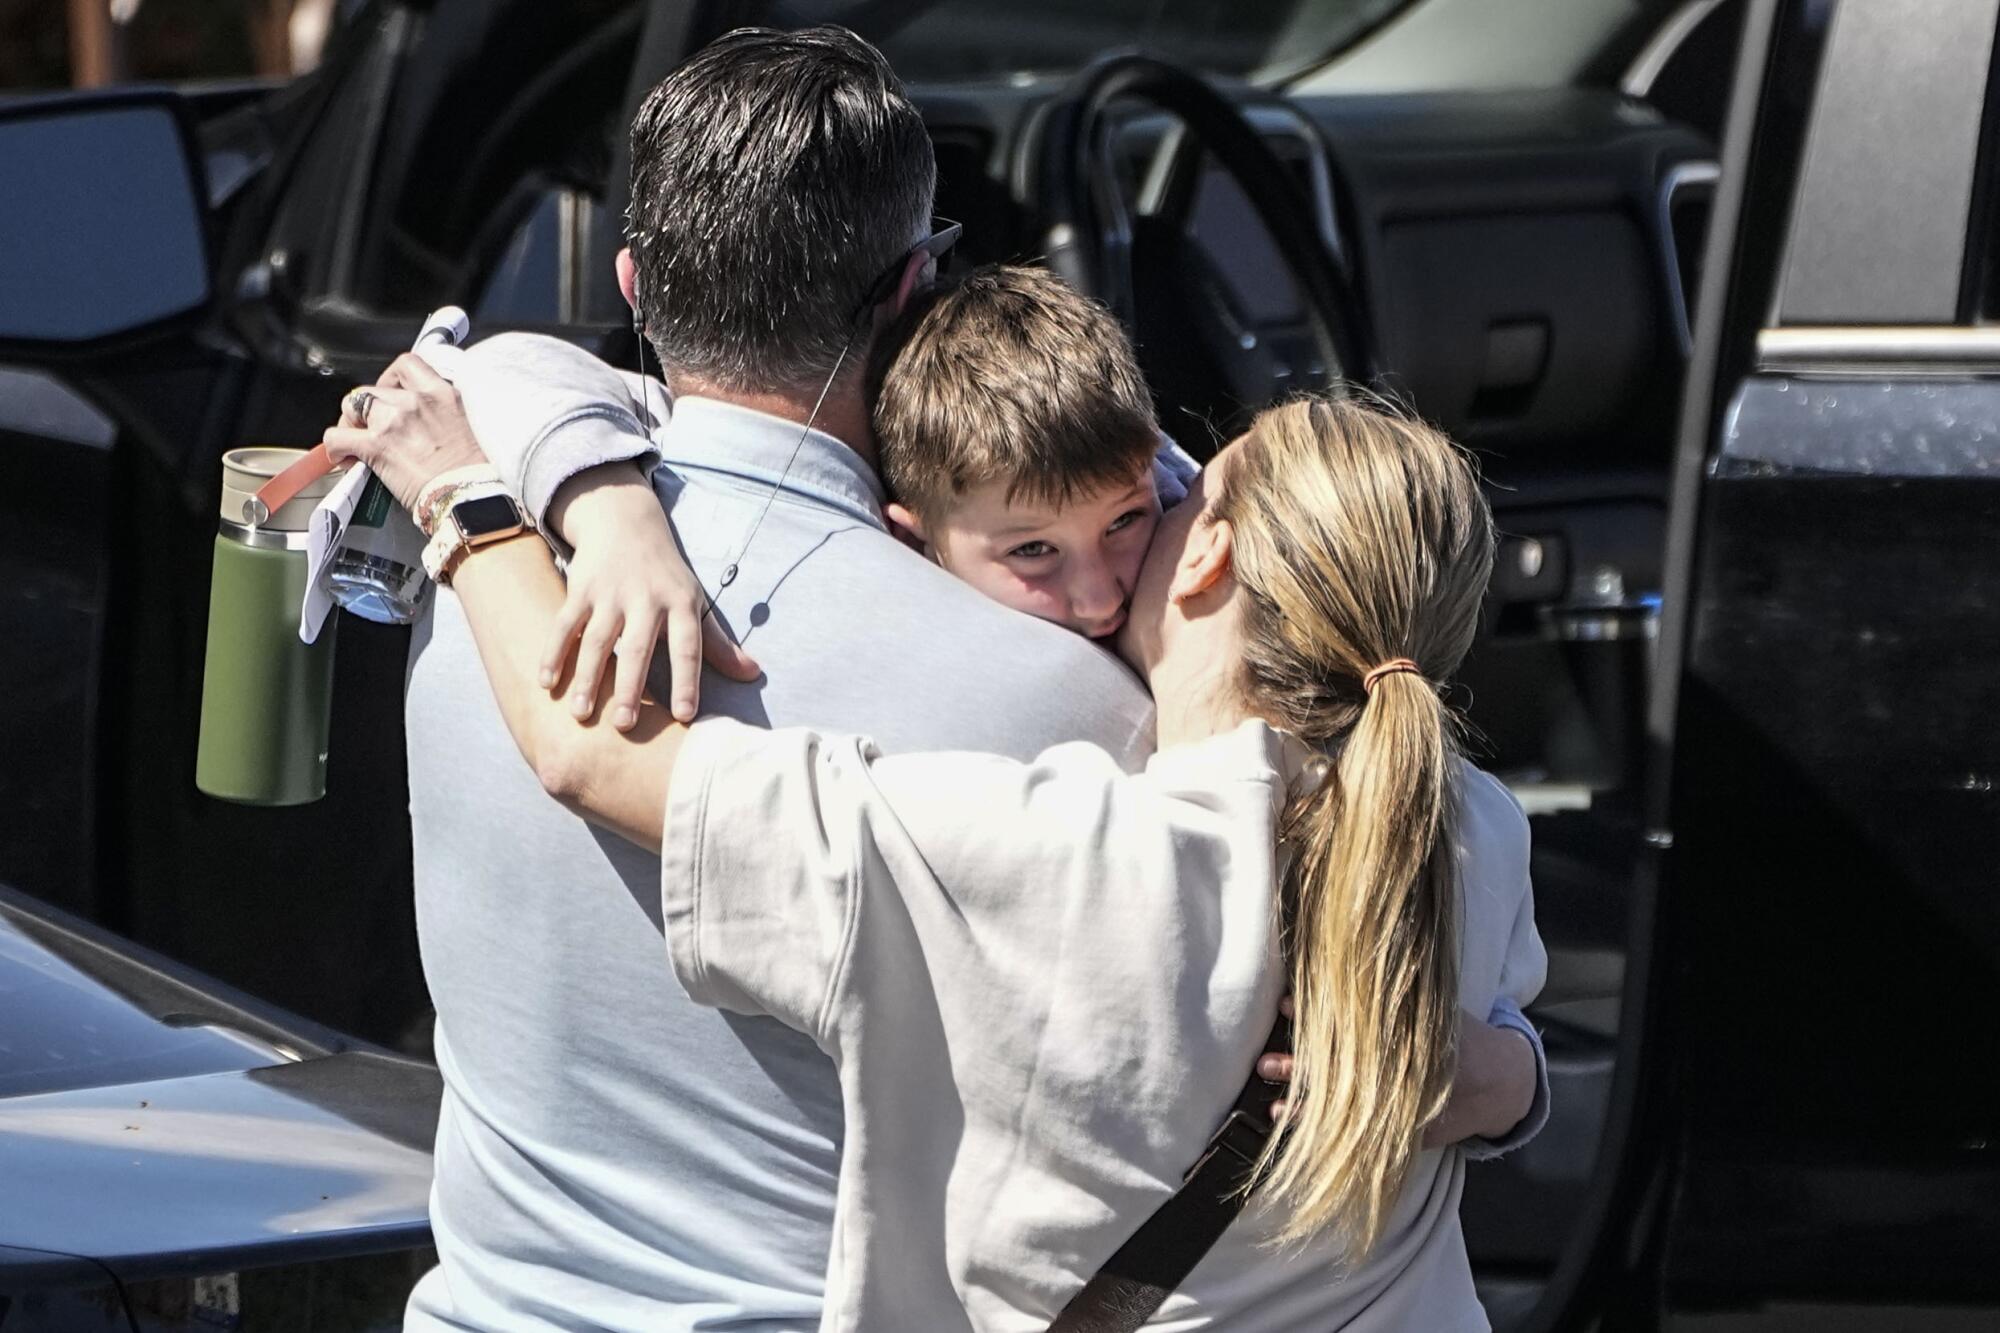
[0,93,210,346]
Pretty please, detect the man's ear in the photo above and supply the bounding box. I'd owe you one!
[891,248,932,317]
[615,248,640,317]
[884,501,929,549]
[1169,517,1234,605]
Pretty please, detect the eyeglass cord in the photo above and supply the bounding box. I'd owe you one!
[633,317,861,635]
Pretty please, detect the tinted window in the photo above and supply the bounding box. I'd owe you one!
[738,0,1408,80]
[354,0,640,315]
[0,104,208,341]
[475,190,568,323]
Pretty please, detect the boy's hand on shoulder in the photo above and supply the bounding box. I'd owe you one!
[541,463,760,728]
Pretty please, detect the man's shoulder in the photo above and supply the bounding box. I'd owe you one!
[894,558,1154,759]
[688,512,1153,761]
[895,548,1145,687]
[668,469,1121,697]
[463,330,612,377]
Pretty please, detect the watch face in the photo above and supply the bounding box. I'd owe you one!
[453,493,522,538]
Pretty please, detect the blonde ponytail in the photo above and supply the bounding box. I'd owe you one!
[1262,670,1460,1250]
[1211,397,1493,1254]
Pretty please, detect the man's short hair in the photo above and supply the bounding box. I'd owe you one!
[627,26,935,392]
[871,264,1161,522]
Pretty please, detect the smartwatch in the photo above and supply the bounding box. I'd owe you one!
[422,483,536,585]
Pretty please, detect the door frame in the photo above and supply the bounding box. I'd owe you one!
[1527,0,1794,1324]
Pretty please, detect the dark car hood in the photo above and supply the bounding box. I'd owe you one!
[0,888,435,1280]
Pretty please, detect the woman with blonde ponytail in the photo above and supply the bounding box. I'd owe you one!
[1215,398,1511,1258]
[413,391,1545,1331]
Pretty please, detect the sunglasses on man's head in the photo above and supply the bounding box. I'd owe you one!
[852,217,962,318]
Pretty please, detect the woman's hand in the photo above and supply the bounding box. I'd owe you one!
[541,464,760,728]
[1259,995,1296,1122]
[322,353,486,510]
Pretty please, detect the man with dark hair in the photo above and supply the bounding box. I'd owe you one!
[397,26,1157,1332]
[624,26,937,393]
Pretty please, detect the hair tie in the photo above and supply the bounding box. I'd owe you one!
[1362,658,1422,694]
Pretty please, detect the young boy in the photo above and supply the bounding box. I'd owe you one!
[868,263,1189,640]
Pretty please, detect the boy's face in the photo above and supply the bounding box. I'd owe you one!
[923,467,1160,640]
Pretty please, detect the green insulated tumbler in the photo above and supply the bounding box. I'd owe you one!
[196,448,340,805]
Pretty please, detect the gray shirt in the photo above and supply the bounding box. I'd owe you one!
[402,338,1155,1332]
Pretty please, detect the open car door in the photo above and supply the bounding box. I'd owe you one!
[1533,1,2000,1327]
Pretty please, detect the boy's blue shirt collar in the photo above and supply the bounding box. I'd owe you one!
[657,396,886,531]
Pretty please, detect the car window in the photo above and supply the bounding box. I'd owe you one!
[474,186,612,324]
[352,0,640,317]
[738,0,1408,81]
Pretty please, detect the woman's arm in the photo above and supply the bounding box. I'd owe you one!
[1264,1001,1541,1147]
[1423,1012,1539,1147]
[447,532,686,852]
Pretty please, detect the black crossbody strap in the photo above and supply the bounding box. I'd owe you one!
[1045,1018,1291,1333]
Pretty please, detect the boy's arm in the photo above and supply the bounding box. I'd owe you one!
[1459,868,1552,1156]
[326,350,753,724]
[1255,1005,1541,1149]
[423,334,735,720]
[416,331,664,544]
[1262,794,1548,1149]
[448,527,688,850]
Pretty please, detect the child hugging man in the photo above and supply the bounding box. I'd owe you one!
[870,264,1195,641]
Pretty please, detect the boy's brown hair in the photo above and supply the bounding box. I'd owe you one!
[870,264,1159,522]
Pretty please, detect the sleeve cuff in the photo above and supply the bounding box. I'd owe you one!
[1151,431,1203,510]
[658,716,741,1009]
[1462,997,1551,1160]
[519,406,662,534]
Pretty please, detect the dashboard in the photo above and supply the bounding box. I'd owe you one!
[918,81,1715,476]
